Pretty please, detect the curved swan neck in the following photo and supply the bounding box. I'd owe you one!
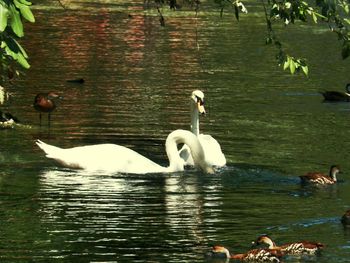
[166,129,213,174]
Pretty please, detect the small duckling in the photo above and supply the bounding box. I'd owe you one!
[299,165,340,185]
[209,245,283,262]
[253,235,324,255]
[320,83,350,102]
[341,210,350,226]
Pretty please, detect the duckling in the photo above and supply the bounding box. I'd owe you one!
[320,83,350,102]
[253,235,324,255]
[209,245,283,262]
[341,210,350,226]
[299,165,340,185]
[33,92,61,126]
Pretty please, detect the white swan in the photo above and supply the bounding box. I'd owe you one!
[36,129,214,174]
[179,90,226,167]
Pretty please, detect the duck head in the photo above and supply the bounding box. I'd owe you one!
[210,245,231,258]
[329,165,341,182]
[252,235,276,249]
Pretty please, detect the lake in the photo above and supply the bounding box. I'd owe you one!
[1,0,350,262]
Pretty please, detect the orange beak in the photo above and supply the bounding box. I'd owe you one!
[197,101,206,115]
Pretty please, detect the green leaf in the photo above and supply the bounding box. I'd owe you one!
[283,57,290,70]
[16,52,30,69]
[18,0,33,5]
[312,12,317,23]
[14,0,35,22]
[0,4,9,32]
[4,43,30,69]
[13,38,28,58]
[290,59,296,74]
[9,4,23,37]
[301,65,309,76]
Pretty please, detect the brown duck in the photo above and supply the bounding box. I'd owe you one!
[210,245,283,262]
[299,165,340,185]
[253,235,324,255]
[33,92,61,126]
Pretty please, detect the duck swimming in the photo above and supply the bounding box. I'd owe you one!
[33,92,61,126]
[252,235,324,255]
[320,83,350,102]
[209,245,283,262]
[299,165,340,185]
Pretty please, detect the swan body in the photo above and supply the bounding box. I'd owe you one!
[320,83,350,102]
[179,90,226,167]
[253,235,324,255]
[36,129,214,174]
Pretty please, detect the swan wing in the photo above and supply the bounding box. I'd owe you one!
[198,134,226,167]
[36,140,165,174]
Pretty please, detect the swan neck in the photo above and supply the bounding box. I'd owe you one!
[166,130,213,173]
[190,102,200,136]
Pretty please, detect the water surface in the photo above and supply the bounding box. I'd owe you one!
[1,1,350,262]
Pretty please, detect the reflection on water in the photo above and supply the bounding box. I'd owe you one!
[1,1,350,262]
[21,166,347,262]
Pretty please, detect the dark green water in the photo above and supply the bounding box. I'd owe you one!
[1,1,350,262]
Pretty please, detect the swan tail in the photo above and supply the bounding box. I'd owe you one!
[36,139,62,158]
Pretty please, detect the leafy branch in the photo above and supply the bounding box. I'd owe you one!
[0,0,35,83]
[316,0,350,58]
[214,0,248,19]
[146,0,350,76]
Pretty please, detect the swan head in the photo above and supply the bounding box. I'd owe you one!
[191,90,206,115]
[198,161,214,174]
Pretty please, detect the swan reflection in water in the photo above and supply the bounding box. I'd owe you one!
[37,168,223,258]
